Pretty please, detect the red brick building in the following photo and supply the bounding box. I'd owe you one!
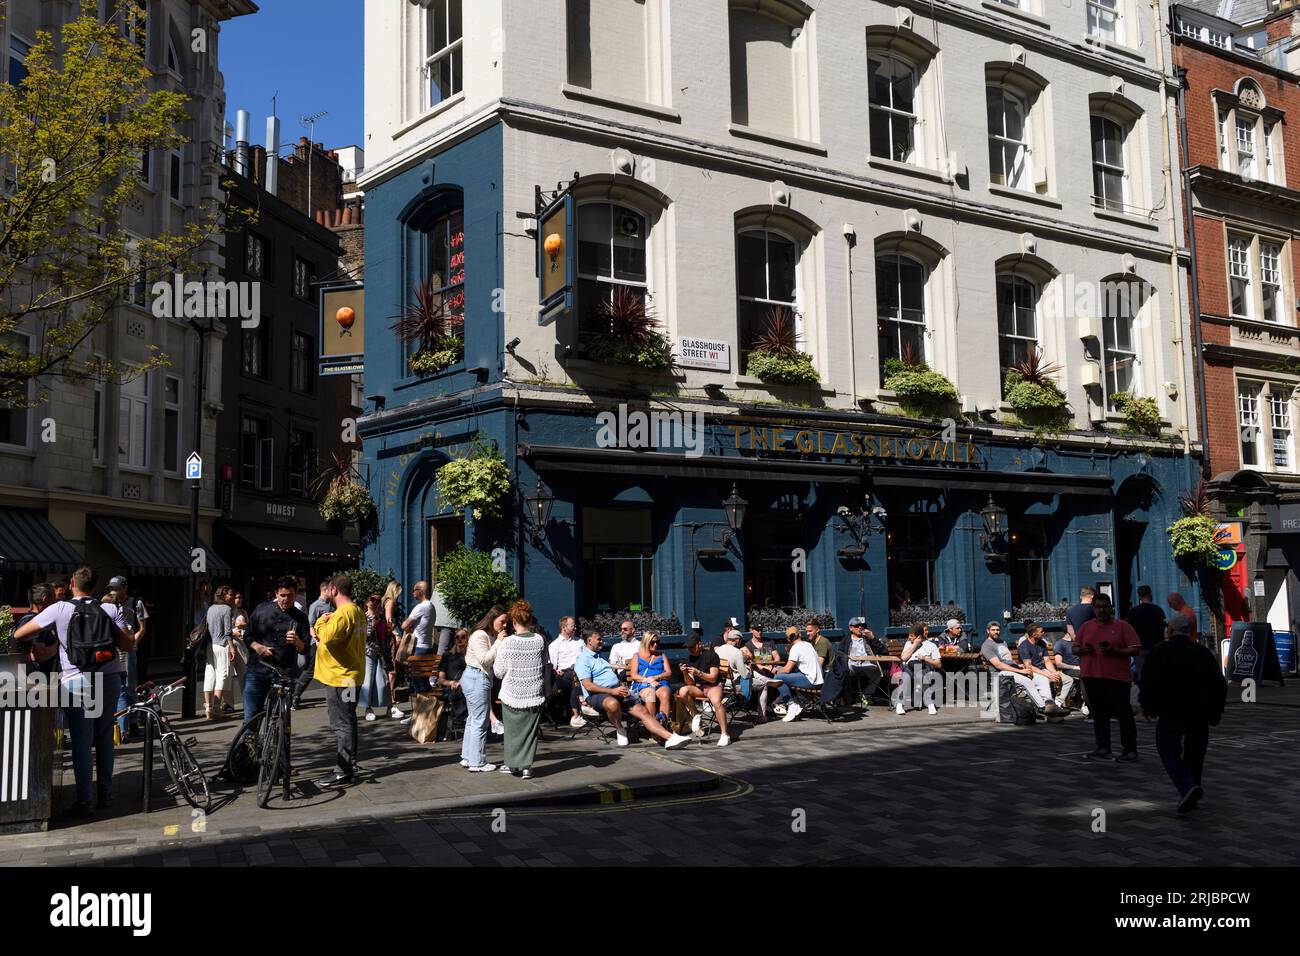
[1173,2,1300,643]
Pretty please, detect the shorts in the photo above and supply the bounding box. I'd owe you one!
[589,692,638,715]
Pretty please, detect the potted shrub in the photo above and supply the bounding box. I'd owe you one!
[393,278,464,377]
[435,545,518,626]
[1003,349,1069,426]
[578,610,684,637]
[1168,481,1222,566]
[881,354,958,414]
[435,435,511,520]
[1110,391,1162,436]
[315,452,377,525]
[582,287,674,371]
[744,306,820,386]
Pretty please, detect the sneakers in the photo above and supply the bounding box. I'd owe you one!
[569,715,588,729]
[390,706,405,719]
[580,703,599,718]
[498,765,514,774]
[1080,704,1090,717]
[717,734,731,747]
[1115,750,1139,763]
[691,713,704,737]
[490,719,505,736]
[664,732,691,749]
[895,702,906,716]
[782,703,803,722]
[520,768,534,780]
[926,703,937,716]
[772,703,787,716]
[616,731,629,747]
[459,758,470,768]
[1043,702,1065,716]
[316,770,353,788]
[364,709,377,722]
[467,763,497,773]
[1085,748,1114,760]
[1177,784,1204,814]
[400,716,413,726]
[1053,697,1066,709]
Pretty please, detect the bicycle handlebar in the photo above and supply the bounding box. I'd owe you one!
[111,677,186,720]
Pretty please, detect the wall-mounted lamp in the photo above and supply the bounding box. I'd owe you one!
[524,481,555,544]
[979,495,1009,560]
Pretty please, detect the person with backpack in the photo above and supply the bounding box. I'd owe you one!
[14,584,59,676]
[15,566,134,819]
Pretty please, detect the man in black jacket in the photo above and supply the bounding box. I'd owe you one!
[1138,613,1227,813]
[242,576,309,720]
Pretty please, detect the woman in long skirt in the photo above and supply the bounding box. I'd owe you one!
[492,600,547,779]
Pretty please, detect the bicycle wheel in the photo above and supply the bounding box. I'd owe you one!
[161,734,212,812]
[223,711,265,785]
[255,701,285,808]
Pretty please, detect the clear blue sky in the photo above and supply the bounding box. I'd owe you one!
[220,0,363,153]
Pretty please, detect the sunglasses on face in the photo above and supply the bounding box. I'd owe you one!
[649,641,659,647]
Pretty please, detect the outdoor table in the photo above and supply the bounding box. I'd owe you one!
[860,655,901,663]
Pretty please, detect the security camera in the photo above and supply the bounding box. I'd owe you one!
[837,505,851,516]
[871,505,888,520]
[506,337,521,352]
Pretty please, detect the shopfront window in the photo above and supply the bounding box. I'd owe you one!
[887,514,936,609]
[581,506,654,613]
[744,512,806,610]
[1010,520,1052,606]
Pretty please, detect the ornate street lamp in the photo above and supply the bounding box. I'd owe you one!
[524,482,555,544]
[980,495,1008,558]
[721,484,748,543]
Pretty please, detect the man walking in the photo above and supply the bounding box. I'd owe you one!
[1138,613,1226,813]
[242,577,309,720]
[311,574,368,788]
[1076,593,1142,761]
[1125,585,1167,681]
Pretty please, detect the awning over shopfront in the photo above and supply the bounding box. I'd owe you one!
[0,508,82,571]
[89,516,231,577]
[221,523,358,563]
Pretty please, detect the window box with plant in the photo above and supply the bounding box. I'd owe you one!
[1167,481,1221,566]
[881,355,958,414]
[315,452,377,525]
[743,306,820,386]
[1003,348,1070,427]
[435,436,511,520]
[581,287,675,372]
[393,278,464,377]
[1109,391,1161,436]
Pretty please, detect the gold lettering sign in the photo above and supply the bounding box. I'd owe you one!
[729,425,979,464]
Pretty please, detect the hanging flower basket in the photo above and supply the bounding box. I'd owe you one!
[436,437,511,520]
[319,480,376,524]
[408,336,464,376]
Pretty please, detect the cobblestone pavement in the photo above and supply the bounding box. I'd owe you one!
[4,684,1297,867]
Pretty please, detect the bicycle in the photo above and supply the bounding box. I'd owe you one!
[114,677,211,812]
[248,661,296,808]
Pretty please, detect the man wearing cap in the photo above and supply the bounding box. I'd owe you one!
[840,617,883,704]
[1138,612,1226,812]
[938,619,969,652]
[110,576,149,738]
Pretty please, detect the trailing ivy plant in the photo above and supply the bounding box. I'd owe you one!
[1167,480,1221,566]
[435,545,518,627]
[745,306,821,386]
[436,437,511,520]
[1110,391,1162,436]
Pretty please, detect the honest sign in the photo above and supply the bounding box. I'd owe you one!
[677,337,731,372]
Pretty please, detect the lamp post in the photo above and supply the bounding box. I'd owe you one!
[979,495,1008,560]
[524,482,556,544]
[720,484,747,549]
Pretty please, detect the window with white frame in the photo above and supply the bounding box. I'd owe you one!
[1087,0,1121,44]
[0,332,32,449]
[8,35,31,86]
[166,36,181,74]
[1239,382,1262,467]
[122,236,148,307]
[869,55,919,165]
[423,0,463,111]
[1091,114,1127,211]
[566,0,656,104]
[1217,84,1282,185]
[996,274,1038,371]
[876,253,928,370]
[137,147,152,186]
[240,414,273,490]
[987,85,1033,190]
[1236,116,1257,178]
[576,202,649,339]
[118,372,149,470]
[1101,279,1140,403]
[728,0,811,139]
[1239,381,1297,471]
[1229,234,1289,324]
[123,0,149,48]
[1271,387,1294,470]
[163,375,181,474]
[1263,123,1278,183]
[737,228,800,358]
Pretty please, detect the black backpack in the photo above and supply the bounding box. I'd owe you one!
[67,598,119,671]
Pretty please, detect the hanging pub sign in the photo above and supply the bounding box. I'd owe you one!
[319,281,365,375]
[537,189,575,327]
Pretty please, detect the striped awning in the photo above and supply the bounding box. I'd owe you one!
[88,515,231,577]
[0,508,82,571]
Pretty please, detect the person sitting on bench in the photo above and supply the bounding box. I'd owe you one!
[575,632,690,750]
[629,632,673,722]
[773,626,824,723]
[677,635,731,747]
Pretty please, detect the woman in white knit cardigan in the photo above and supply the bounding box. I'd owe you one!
[492,599,547,779]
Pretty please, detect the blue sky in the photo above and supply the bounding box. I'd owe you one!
[220,0,364,152]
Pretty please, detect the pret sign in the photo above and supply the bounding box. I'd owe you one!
[678,337,731,372]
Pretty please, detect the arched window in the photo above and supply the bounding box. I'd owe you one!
[728,0,813,139]
[427,207,466,337]
[868,54,919,165]
[996,274,1039,370]
[398,189,466,373]
[737,228,799,355]
[876,253,927,368]
[577,202,649,338]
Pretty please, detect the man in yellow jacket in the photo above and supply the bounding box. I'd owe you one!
[312,574,367,787]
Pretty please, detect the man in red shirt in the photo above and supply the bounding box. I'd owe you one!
[1077,593,1142,761]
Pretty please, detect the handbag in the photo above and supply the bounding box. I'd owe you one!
[395,627,418,664]
[408,692,444,744]
[185,619,210,658]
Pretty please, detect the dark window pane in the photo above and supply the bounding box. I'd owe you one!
[737,232,768,299]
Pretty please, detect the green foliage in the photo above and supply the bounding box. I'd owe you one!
[320,480,376,524]
[1167,515,1221,565]
[436,437,511,520]
[330,567,392,604]
[745,349,821,386]
[1,1,224,405]
[584,330,675,371]
[408,337,464,376]
[1004,369,1069,424]
[1110,392,1162,436]
[0,605,14,654]
[435,545,518,627]
[884,365,959,404]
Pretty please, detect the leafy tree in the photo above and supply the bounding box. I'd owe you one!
[0,1,228,405]
[435,545,517,627]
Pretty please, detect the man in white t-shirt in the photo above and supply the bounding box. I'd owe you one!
[897,622,943,716]
[608,619,640,671]
[15,566,132,818]
[773,629,824,722]
[400,581,436,693]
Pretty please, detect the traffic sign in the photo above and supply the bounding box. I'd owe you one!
[186,452,202,481]
[1213,548,1238,571]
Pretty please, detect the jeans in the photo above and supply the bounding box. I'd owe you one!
[65,671,124,805]
[777,670,817,701]
[1155,715,1209,796]
[358,654,390,710]
[293,642,316,703]
[115,651,139,738]
[324,685,358,775]
[1083,677,1138,754]
[849,664,883,699]
[460,667,492,767]
[243,667,272,722]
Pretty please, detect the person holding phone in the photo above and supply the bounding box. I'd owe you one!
[1076,593,1141,761]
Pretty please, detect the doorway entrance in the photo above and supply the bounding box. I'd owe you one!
[428,517,465,589]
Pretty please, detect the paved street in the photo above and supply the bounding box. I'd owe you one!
[4,681,1297,867]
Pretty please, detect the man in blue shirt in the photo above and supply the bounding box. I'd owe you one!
[1052,629,1087,715]
[574,632,691,750]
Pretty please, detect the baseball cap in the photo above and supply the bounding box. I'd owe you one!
[848,616,866,627]
[946,618,962,630]
[1167,614,1192,638]
[109,575,128,588]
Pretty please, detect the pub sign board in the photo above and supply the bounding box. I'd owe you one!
[320,282,365,375]
[537,192,575,327]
